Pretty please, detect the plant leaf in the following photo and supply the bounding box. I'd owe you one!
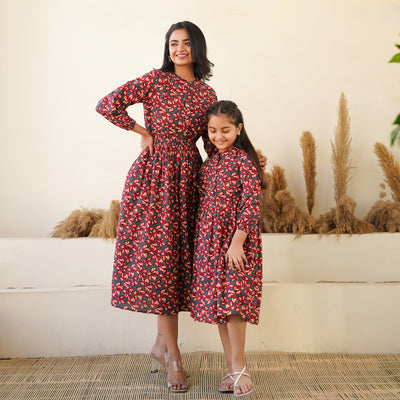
[390,125,400,146]
[396,44,400,51]
[394,114,400,125]
[389,53,400,63]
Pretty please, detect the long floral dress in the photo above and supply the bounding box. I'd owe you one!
[191,147,262,325]
[96,69,217,315]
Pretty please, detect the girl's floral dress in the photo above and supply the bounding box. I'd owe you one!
[191,147,262,325]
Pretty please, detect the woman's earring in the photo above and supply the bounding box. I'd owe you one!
[168,56,171,62]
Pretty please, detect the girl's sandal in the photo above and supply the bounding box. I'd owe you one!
[231,365,254,397]
[166,358,188,393]
[218,373,234,393]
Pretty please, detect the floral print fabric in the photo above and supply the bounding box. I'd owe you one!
[96,69,217,314]
[191,147,263,325]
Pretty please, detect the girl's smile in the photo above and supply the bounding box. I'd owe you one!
[208,114,242,152]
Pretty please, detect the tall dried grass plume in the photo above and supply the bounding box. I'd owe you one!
[332,92,352,203]
[300,131,317,214]
[316,93,375,234]
[374,142,400,203]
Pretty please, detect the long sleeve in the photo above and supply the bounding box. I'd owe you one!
[95,70,155,131]
[236,153,261,233]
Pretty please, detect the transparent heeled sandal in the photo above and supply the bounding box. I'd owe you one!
[165,356,188,393]
[150,351,189,377]
[150,352,166,373]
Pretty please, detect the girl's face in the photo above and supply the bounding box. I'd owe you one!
[169,29,193,67]
[208,114,242,152]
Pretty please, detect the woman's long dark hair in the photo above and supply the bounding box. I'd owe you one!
[160,21,214,81]
[206,100,266,188]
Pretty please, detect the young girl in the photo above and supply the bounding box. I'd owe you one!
[191,100,264,397]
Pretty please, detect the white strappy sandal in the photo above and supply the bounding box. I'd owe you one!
[218,372,235,393]
[231,365,254,397]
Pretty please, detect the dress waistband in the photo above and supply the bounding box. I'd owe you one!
[153,139,197,150]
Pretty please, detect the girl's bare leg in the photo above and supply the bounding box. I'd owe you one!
[226,315,253,395]
[218,323,234,390]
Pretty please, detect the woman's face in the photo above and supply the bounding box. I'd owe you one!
[169,29,193,68]
[208,114,242,152]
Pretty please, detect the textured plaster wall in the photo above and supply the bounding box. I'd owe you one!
[1,0,400,236]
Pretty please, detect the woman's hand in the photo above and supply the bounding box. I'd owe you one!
[140,132,154,155]
[258,153,267,170]
[225,242,248,271]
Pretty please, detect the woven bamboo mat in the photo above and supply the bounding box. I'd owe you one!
[1,352,400,400]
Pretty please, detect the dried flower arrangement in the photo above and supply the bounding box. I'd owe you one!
[260,165,316,235]
[89,200,120,239]
[364,143,400,232]
[51,208,105,239]
[315,93,375,234]
[51,201,120,239]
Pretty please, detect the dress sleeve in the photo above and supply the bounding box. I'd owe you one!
[237,152,261,233]
[95,70,155,131]
[201,89,218,157]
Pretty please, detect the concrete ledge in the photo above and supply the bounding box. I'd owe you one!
[0,234,399,357]
[1,283,399,358]
[1,233,399,288]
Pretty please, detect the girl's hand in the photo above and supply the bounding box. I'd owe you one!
[225,242,248,271]
[140,132,154,155]
[258,153,267,170]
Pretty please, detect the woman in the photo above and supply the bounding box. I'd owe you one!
[96,21,215,393]
[96,21,266,393]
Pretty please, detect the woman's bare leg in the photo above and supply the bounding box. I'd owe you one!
[151,315,170,362]
[158,314,187,391]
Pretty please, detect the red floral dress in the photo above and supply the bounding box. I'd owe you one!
[191,147,262,325]
[96,69,217,314]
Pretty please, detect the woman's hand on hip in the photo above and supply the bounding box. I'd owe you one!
[140,132,154,155]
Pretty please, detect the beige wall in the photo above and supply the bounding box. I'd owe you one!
[1,0,400,236]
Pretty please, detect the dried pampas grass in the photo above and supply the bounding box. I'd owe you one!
[332,93,352,203]
[260,165,316,235]
[260,172,278,233]
[271,165,287,196]
[374,142,400,203]
[51,208,105,239]
[300,131,317,214]
[316,93,375,235]
[89,200,120,239]
[317,196,375,235]
[274,190,316,236]
[365,200,400,232]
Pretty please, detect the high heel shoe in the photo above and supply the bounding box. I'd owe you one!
[150,352,165,373]
[231,365,254,397]
[166,357,188,393]
[150,349,189,377]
